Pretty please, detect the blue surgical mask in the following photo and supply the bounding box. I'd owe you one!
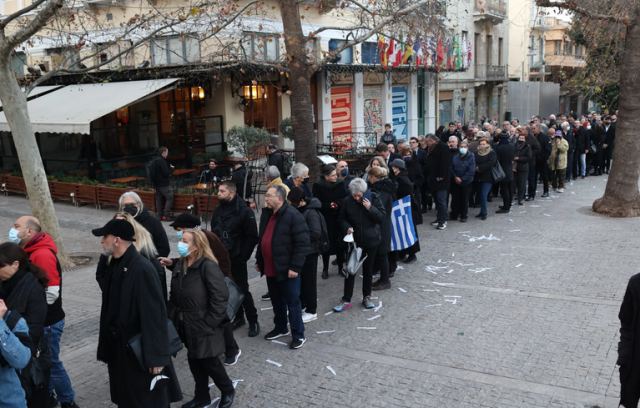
[177,241,190,257]
[341,168,349,177]
[8,227,20,244]
[176,230,183,240]
[459,147,468,156]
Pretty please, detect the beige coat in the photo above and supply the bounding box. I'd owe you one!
[548,138,569,170]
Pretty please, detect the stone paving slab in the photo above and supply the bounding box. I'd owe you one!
[0,175,633,407]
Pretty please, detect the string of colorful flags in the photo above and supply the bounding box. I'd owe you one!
[376,35,472,71]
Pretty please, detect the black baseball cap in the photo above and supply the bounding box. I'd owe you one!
[91,219,136,241]
[170,213,200,229]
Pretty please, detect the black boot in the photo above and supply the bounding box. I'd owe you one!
[321,267,329,280]
[219,391,235,408]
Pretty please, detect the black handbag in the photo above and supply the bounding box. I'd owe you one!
[491,161,506,182]
[128,319,183,371]
[225,277,245,321]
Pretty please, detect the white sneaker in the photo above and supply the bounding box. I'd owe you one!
[301,312,318,323]
[557,188,565,193]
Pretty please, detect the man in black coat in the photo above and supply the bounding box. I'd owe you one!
[603,115,616,174]
[618,272,640,408]
[424,135,451,230]
[211,181,260,337]
[256,185,310,349]
[93,219,180,408]
[267,144,287,177]
[494,135,515,213]
[230,159,253,202]
[148,146,174,220]
[530,124,551,199]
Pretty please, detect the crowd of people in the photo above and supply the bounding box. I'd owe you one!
[0,111,618,408]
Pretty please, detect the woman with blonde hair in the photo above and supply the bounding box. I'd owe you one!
[364,156,389,183]
[169,229,234,408]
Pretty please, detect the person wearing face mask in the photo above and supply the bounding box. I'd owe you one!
[513,127,533,205]
[169,230,235,408]
[161,214,240,367]
[336,160,354,192]
[449,140,476,222]
[284,162,312,198]
[0,243,47,408]
[8,215,79,408]
[118,191,170,257]
[93,219,180,408]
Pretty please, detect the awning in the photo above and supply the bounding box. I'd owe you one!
[0,85,63,109]
[0,78,179,134]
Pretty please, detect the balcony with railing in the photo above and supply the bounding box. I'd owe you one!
[473,0,507,24]
[475,64,507,81]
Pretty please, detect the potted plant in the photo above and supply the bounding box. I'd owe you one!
[226,125,271,160]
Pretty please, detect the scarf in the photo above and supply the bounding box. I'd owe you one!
[477,145,491,156]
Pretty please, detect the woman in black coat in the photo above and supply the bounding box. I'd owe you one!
[475,138,498,220]
[513,130,532,205]
[312,165,348,279]
[367,167,394,290]
[169,230,234,408]
[0,243,48,407]
[494,135,515,213]
[390,159,421,264]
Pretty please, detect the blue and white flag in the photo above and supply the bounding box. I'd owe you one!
[390,195,417,251]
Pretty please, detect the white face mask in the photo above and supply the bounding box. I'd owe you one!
[459,148,468,155]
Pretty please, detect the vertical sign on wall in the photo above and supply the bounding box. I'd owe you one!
[363,86,383,138]
[331,87,352,150]
[392,86,408,138]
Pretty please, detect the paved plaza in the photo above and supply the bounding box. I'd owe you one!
[0,175,634,407]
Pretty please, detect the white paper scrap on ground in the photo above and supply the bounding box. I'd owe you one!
[444,295,461,298]
[464,233,501,242]
[271,340,287,346]
[432,282,454,286]
[357,326,377,330]
[326,366,337,376]
[324,311,334,316]
[367,314,381,321]
[266,359,282,368]
[422,289,440,292]
[373,301,383,312]
[452,252,455,257]
[543,213,551,217]
[316,330,336,334]
[468,267,492,274]
[396,265,404,270]
[508,219,513,223]
[446,269,454,274]
[444,296,461,305]
[519,211,527,214]
[425,303,442,308]
[261,307,273,311]
[477,245,483,249]
[232,379,244,389]
[515,263,523,268]
[398,287,407,293]
[459,231,472,234]
[529,205,541,208]
[509,229,521,232]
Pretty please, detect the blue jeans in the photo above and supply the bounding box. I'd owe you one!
[267,276,304,340]
[434,189,448,223]
[46,319,75,404]
[479,182,493,217]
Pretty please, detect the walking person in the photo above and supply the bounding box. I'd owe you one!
[211,181,260,337]
[0,298,32,408]
[118,191,170,257]
[93,219,181,408]
[494,134,515,214]
[287,188,324,323]
[513,128,532,205]
[548,130,569,193]
[333,178,386,313]
[0,243,48,408]
[148,146,174,220]
[256,186,310,349]
[169,230,235,408]
[9,216,79,408]
[312,165,348,279]
[449,139,475,222]
[474,138,498,220]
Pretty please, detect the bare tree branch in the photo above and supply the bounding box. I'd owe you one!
[0,0,48,29]
[3,0,64,53]
[308,25,368,37]
[536,0,629,24]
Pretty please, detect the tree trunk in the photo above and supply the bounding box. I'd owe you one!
[593,17,640,217]
[279,0,319,178]
[0,59,73,266]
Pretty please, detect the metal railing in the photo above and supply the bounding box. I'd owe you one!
[328,132,378,154]
[474,64,507,81]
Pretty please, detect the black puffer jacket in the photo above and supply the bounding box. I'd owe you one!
[169,257,228,359]
[513,142,532,173]
[299,198,324,255]
[338,192,385,250]
[475,149,498,183]
[425,141,452,191]
[211,194,258,261]
[370,178,396,253]
[135,209,170,257]
[494,142,515,181]
[312,179,348,254]
[256,203,311,281]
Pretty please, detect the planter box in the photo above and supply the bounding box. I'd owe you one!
[76,184,98,207]
[172,193,194,214]
[194,193,218,216]
[5,175,26,195]
[135,190,156,213]
[97,185,126,209]
[49,181,78,203]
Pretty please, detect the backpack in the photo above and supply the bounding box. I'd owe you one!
[281,153,293,178]
[145,157,159,184]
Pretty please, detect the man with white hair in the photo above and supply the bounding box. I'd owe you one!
[118,191,170,257]
[285,162,312,197]
[265,165,290,196]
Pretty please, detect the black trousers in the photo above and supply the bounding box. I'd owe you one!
[300,254,318,314]
[187,357,234,402]
[500,179,513,210]
[321,250,344,273]
[343,245,378,302]
[604,147,613,172]
[566,150,575,180]
[515,170,528,202]
[231,256,257,324]
[527,160,537,198]
[450,182,471,220]
[223,322,238,358]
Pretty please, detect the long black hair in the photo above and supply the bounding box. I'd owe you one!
[0,242,48,287]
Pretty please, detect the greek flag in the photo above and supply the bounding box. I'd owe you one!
[390,195,417,251]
